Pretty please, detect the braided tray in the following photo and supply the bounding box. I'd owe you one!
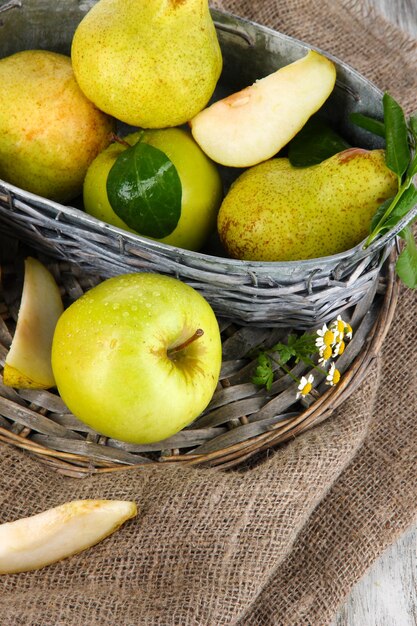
[0,241,398,477]
[0,2,415,327]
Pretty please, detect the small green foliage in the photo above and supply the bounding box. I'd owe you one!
[351,93,417,288]
[349,112,386,138]
[251,331,318,392]
[252,353,274,391]
[252,319,352,396]
[288,117,350,167]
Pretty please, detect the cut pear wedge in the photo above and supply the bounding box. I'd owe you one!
[0,499,137,574]
[3,256,64,389]
[190,49,336,167]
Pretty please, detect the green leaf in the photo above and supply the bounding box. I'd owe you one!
[252,353,274,390]
[409,113,417,138]
[383,93,411,178]
[349,112,386,138]
[288,118,350,167]
[407,151,417,179]
[396,225,417,288]
[370,197,394,233]
[272,342,294,365]
[377,185,417,235]
[107,142,182,239]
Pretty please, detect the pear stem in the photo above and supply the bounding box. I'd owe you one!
[168,329,204,355]
[110,133,131,148]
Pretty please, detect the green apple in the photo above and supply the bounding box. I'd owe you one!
[51,273,222,444]
[83,128,223,251]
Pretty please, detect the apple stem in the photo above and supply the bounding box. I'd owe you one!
[168,329,204,355]
[110,132,131,148]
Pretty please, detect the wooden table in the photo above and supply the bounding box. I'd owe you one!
[333,4,416,624]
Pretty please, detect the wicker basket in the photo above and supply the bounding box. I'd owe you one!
[0,240,398,477]
[0,1,415,327]
[0,2,409,473]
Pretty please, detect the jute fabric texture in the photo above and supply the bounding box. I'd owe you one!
[1,1,416,624]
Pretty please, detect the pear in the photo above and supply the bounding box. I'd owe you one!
[190,49,336,167]
[0,50,114,202]
[217,148,398,261]
[71,0,222,128]
[3,257,64,389]
[0,500,137,574]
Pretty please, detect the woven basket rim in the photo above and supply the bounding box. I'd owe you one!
[0,249,399,476]
[2,177,416,278]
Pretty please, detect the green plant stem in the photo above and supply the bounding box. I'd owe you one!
[365,175,410,247]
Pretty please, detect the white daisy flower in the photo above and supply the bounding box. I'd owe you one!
[315,324,337,349]
[326,362,341,386]
[331,315,353,341]
[296,374,314,399]
[318,343,333,364]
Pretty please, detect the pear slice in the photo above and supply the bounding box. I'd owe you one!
[0,500,137,574]
[190,49,336,168]
[3,256,64,389]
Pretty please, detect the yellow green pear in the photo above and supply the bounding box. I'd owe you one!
[3,257,64,389]
[83,129,223,251]
[218,148,398,261]
[71,0,223,128]
[0,50,114,202]
[190,50,336,167]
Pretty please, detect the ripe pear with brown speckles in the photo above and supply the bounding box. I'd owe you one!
[217,148,398,262]
[71,0,222,128]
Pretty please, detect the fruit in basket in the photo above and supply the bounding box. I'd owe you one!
[51,273,222,444]
[217,148,398,261]
[190,49,336,167]
[0,50,114,202]
[83,129,223,251]
[3,257,64,389]
[0,500,137,574]
[71,0,222,128]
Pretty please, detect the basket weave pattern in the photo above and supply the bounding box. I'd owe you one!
[0,249,398,477]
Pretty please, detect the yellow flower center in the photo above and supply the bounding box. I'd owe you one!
[336,320,345,333]
[324,330,335,346]
[322,345,333,360]
[301,382,313,396]
[338,341,345,355]
[332,369,341,384]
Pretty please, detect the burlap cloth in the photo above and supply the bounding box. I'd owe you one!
[1,1,416,624]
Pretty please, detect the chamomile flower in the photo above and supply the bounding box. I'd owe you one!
[318,343,333,364]
[332,340,346,357]
[296,374,315,399]
[331,315,353,341]
[315,324,337,349]
[326,362,341,386]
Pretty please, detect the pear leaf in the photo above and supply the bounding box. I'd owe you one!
[396,224,417,289]
[409,113,417,138]
[349,112,386,138]
[370,185,417,236]
[107,142,182,239]
[383,93,410,179]
[288,118,350,167]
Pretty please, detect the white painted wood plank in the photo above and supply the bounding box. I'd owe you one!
[369,0,417,37]
[333,526,417,626]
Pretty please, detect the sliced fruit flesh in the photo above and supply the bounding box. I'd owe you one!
[0,499,137,574]
[3,257,64,389]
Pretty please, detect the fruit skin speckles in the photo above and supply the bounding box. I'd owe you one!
[217,149,397,262]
